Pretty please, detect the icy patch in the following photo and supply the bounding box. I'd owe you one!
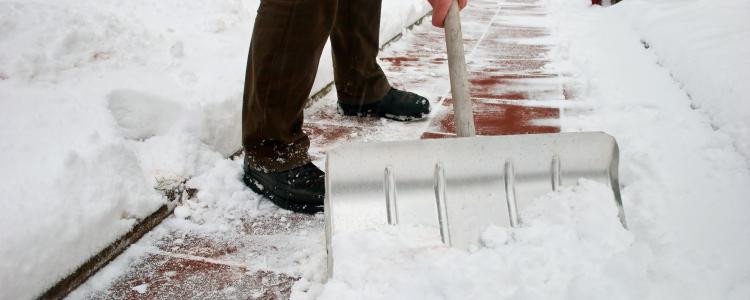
[316,180,633,300]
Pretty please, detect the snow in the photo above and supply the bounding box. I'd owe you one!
[547,1,750,297]
[0,0,429,298]
[305,0,750,299]
[131,283,149,294]
[178,157,268,232]
[612,0,750,161]
[2,0,749,298]
[320,180,635,300]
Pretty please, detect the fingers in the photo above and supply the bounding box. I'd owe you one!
[430,0,451,28]
[429,0,469,28]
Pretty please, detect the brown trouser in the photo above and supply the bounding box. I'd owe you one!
[243,0,391,172]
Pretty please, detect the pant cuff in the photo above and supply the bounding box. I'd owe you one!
[337,77,391,106]
[244,139,311,173]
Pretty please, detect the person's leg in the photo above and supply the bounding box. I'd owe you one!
[243,0,337,172]
[330,0,391,107]
[242,0,337,213]
[330,0,431,121]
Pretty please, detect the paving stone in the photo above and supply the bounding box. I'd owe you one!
[242,214,323,236]
[432,101,560,136]
[91,253,296,300]
[155,234,242,259]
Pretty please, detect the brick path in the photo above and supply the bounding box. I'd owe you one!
[71,0,566,298]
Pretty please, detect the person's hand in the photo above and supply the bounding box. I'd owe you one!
[428,0,468,28]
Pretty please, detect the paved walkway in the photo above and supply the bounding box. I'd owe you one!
[71,0,567,298]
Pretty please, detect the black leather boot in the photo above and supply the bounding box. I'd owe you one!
[339,88,431,121]
[243,162,324,214]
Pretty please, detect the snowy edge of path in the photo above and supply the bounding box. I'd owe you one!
[26,8,433,300]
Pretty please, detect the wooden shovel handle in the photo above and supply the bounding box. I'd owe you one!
[444,0,476,137]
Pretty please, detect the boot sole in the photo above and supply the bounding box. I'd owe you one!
[338,107,427,122]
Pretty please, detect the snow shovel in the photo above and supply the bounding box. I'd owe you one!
[324,1,626,276]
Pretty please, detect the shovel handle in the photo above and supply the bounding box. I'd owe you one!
[444,0,476,137]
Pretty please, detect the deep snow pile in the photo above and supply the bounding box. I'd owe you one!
[549,0,750,297]
[0,0,428,298]
[613,0,750,161]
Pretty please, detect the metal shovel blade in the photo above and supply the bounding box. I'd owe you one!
[324,132,625,276]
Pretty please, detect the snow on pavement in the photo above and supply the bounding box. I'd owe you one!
[1,0,749,298]
[321,180,632,299]
[324,0,750,299]
[0,0,429,298]
[614,0,750,161]
[551,0,750,298]
[71,0,574,297]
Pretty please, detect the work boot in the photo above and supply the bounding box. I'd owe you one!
[339,88,431,121]
[243,162,324,214]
